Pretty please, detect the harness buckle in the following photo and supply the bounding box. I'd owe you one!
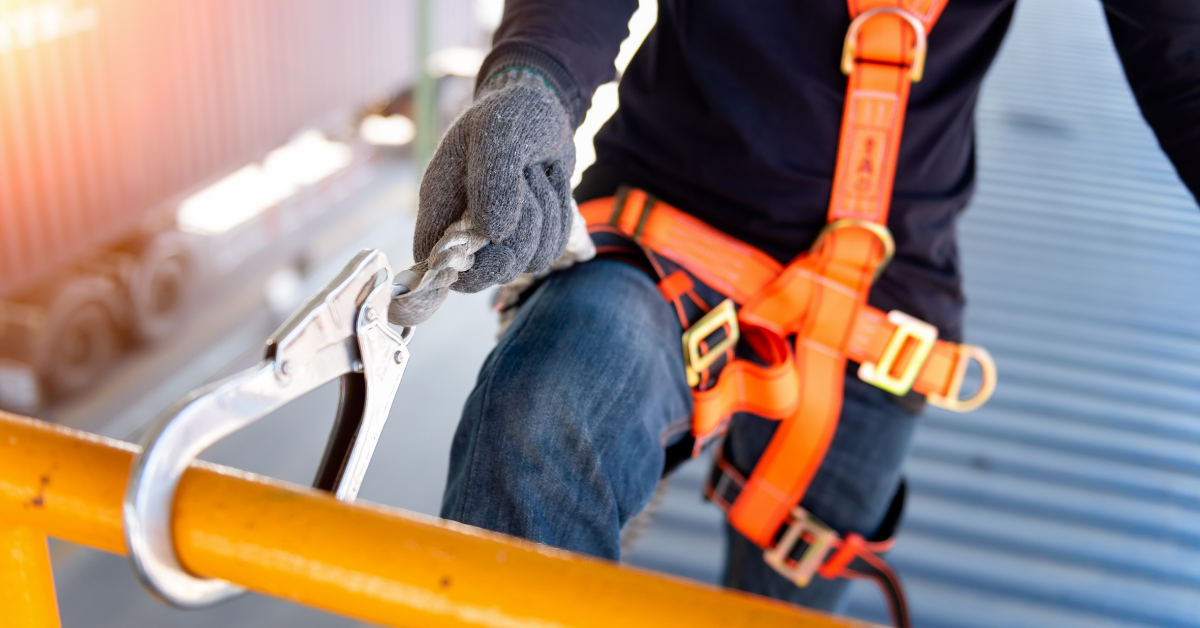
[858,310,937,395]
[927,344,997,412]
[682,299,740,388]
[762,507,838,587]
[841,6,929,82]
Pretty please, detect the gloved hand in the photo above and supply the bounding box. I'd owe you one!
[414,68,576,294]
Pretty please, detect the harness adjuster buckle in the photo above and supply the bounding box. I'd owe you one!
[762,507,838,587]
[682,299,740,388]
[858,310,937,396]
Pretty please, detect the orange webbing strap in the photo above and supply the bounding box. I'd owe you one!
[727,226,885,545]
[725,0,949,549]
[691,330,800,442]
[582,195,780,304]
[830,0,945,223]
[575,3,965,616]
[845,307,996,409]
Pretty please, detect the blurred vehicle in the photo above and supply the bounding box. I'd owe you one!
[0,0,481,411]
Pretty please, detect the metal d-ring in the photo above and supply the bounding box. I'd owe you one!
[841,6,929,82]
[810,219,896,282]
[123,249,412,608]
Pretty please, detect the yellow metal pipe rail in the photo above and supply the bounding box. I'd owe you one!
[0,412,870,628]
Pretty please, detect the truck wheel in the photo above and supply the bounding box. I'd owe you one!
[130,231,193,342]
[37,275,124,398]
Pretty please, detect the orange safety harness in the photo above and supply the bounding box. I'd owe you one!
[574,1,998,626]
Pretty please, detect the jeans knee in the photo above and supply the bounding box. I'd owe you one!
[442,259,692,553]
[486,260,688,426]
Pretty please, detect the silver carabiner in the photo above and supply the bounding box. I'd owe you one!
[123,249,412,607]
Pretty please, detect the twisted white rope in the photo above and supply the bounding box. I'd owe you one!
[389,206,595,328]
[388,215,488,327]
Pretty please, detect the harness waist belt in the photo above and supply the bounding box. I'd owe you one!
[581,193,996,443]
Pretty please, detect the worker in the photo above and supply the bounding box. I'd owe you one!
[398,0,1200,621]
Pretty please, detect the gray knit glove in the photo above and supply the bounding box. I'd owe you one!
[414,69,575,294]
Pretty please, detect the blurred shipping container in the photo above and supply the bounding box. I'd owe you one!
[0,0,483,409]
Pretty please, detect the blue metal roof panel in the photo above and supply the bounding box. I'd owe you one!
[623,0,1200,625]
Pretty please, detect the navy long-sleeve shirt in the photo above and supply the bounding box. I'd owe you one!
[479,0,1200,341]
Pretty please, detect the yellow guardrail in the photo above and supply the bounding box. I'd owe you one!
[0,411,870,628]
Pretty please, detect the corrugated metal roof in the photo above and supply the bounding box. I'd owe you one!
[623,0,1200,625]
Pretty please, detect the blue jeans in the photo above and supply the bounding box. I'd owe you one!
[441,259,918,612]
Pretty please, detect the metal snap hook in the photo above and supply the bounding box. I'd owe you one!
[123,249,412,608]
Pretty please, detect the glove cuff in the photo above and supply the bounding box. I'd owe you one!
[476,43,586,127]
